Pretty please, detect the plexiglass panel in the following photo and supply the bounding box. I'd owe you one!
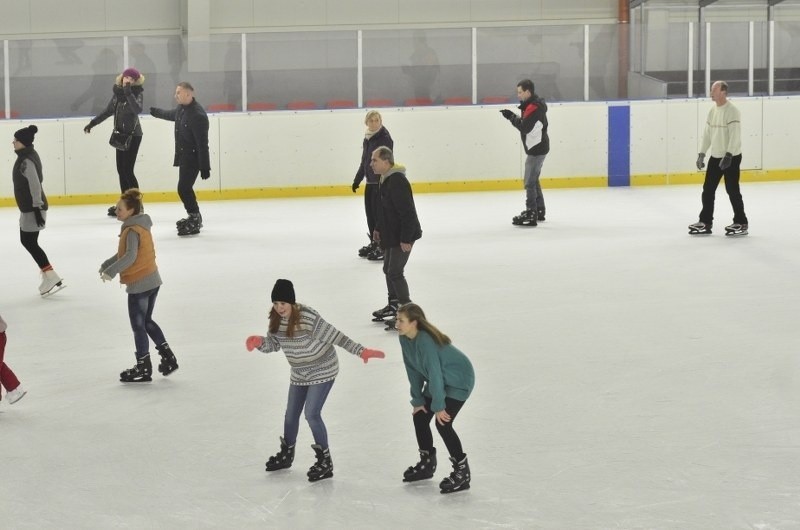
[476,25,584,103]
[246,31,357,110]
[363,28,471,107]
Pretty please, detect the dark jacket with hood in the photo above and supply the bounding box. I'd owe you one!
[151,98,210,171]
[354,126,393,186]
[376,165,422,248]
[510,94,549,156]
[13,145,48,213]
[88,74,145,136]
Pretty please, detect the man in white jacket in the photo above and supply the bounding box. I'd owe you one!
[688,80,749,236]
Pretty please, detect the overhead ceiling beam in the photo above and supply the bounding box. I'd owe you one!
[699,0,720,7]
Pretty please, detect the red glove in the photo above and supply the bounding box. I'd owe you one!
[245,335,263,352]
[361,348,385,364]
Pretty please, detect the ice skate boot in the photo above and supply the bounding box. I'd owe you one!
[366,244,384,261]
[384,317,397,331]
[265,436,295,471]
[439,455,471,494]
[537,208,546,222]
[39,270,65,297]
[403,448,437,482]
[512,209,537,227]
[371,299,399,322]
[6,385,27,404]
[119,356,152,383]
[107,205,117,217]
[724,223,748,237]
[688,221,712,235]
[177,213,202,236]
[307,445,333,482]
[156,343,179,376]
[358,234,374,257]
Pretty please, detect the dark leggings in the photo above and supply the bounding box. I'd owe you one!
[364,183,379,235]
[413,396,466,460]
[115,135,142,193]
[19,230,50,269]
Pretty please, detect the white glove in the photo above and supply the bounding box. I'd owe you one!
[101,272,112,282]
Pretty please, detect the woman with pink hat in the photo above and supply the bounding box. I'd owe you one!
[83,67,145,217]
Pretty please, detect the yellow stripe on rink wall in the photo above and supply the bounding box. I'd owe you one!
[0,171,798,207]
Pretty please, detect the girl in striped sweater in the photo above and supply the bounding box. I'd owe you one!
[245,279,385,482]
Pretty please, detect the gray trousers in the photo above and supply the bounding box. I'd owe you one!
[383,246,412,305]
[524,154,546,212]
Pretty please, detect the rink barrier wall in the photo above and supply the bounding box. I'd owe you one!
[0,96,798,207]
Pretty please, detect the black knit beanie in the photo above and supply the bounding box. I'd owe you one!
[14,125,38,147]
[271,279,296,304]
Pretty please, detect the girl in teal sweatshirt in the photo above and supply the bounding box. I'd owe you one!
[396,303,475,494]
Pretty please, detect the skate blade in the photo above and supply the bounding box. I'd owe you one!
[119,377,153,383]
[40,283,66,297]
[688,230,712,235]
[725,231,748,237]
[307,471,333,482]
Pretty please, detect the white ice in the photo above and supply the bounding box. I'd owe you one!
[1,183,800,529]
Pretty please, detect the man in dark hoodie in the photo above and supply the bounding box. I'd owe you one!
[149,82,210,236]
[369,146,422,331]
[500,78,550,227]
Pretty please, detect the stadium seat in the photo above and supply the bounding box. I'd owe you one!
[443,97,472,106]
[481,96,511,104]
[207,103,237,112]
[287,100,318,110]
[326,99,356,109]
[365,98,395,108]
[248,102,278,111]
[404,97,434,106]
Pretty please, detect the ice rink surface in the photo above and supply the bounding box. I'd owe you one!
[1,182,800,529]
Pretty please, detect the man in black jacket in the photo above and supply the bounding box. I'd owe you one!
[501,78,550,227]
[150,82,210,236]
[369,146,422,331]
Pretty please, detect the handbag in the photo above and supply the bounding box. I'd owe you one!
[109,130,132,151]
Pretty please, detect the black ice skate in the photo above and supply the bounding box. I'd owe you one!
[403,448,437,482]
[366,244,384,261]
[107,205,117,217]
[724,223,748,237]
[307,445,333,482]
[512,209,537,227]
[358,234,375,258]
[384,317,397,331]
[537,209,546,222]
[688,221,712,235]
[372,300,398,322]
[439,455,471,494]
[265,436,295,472]
[177,213,202,236]
[120,356,152,383]
[156,343,179,376]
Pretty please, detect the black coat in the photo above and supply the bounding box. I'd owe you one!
[151,99,210,170]
[510,95,549,156]
[12,146,48,213]
[89,78,144,136]
[376,166,422,248]
[354,127,393,186]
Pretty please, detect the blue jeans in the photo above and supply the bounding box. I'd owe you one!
[127,287,167,359]
[524,154,546,212]
[284,380,335,449]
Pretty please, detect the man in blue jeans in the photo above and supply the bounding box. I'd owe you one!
[500,78,550,227]
[369,147,423,330]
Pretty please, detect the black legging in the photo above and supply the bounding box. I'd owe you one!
[20,230,50,269]
[364,183,380,235]
[413,396,466,460]
[115,135,142,193]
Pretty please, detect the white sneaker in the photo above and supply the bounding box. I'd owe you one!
[39,269,63,295]
[7,385,26,404]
